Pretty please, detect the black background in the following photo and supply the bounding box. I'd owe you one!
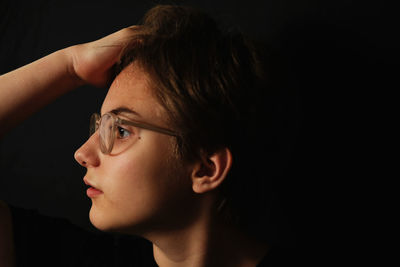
[0,0,392,260]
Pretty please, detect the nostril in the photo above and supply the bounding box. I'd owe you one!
[74,137,100,167]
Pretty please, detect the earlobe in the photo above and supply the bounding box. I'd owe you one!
[191,148,233,194]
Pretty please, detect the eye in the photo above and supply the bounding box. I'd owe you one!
[116,126,131,139]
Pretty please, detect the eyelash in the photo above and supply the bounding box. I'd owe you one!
[116,126,131,139]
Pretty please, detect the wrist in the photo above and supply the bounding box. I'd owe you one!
[63,46,86,88]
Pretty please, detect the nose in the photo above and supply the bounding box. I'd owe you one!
[74,133,100,168]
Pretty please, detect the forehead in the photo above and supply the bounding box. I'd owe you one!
[101,63,167,123]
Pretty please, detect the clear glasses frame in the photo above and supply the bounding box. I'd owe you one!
[89,112,178,154]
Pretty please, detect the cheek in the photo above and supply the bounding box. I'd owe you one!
[106,137,177,195]
[90,136,190,231]
[102,147,168,209]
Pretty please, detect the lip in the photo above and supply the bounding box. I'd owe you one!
[83,177,103,198]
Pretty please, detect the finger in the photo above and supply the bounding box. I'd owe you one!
[127,25,139,30]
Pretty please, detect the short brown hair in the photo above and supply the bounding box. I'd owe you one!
[118,4,274,240]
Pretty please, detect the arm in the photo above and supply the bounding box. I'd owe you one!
[0,49,82,136]
[0,27,135,137]
[0,27,136,266]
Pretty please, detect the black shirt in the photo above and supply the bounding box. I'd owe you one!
[10,205,295,266]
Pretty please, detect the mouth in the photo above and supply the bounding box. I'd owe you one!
[83,177,103,198]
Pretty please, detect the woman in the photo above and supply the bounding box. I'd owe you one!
[0,5,291,267]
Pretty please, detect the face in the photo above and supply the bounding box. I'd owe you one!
[74,63,196,236]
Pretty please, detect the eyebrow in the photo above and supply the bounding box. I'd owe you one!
[108,107,142,118]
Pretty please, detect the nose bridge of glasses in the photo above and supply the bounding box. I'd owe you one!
[90,113,101,135]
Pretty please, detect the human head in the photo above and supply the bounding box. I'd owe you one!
[76,4,274,241]
[116,5,273,238]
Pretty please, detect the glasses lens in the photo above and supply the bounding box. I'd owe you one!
[99,113,115,154]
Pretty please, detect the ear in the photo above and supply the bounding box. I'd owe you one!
[191,147,233,194]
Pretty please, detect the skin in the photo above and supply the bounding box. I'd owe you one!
[74,62,198,235]
[0,26,269,267]
[0,27,135,137]
[75,62,269,267]
[0,27,138,267]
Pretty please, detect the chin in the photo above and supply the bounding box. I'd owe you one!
[88,205,149,235]
[88,204,123,232]
[89,207,112,231]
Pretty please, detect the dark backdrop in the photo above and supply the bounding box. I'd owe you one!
[0,0,390,257]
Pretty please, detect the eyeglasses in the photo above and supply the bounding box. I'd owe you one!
[89,112,178,154]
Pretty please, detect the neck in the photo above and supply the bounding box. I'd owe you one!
[144,201,269,267]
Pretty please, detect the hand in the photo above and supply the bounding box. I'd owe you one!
[68,27,137,88]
